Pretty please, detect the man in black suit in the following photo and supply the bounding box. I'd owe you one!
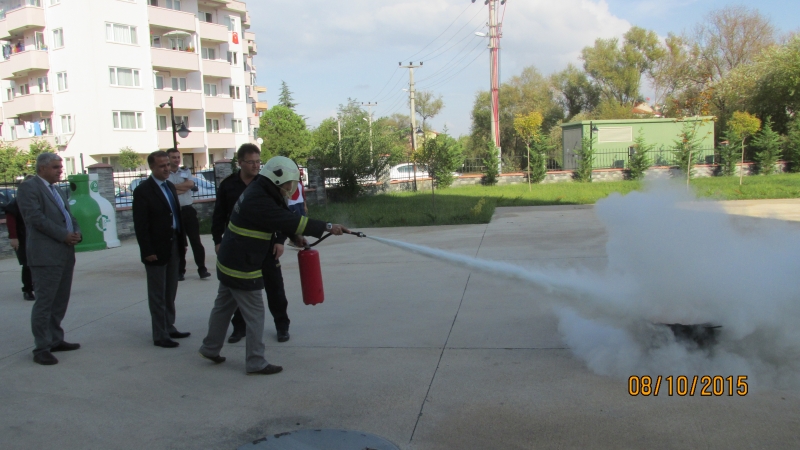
[133,151,190,348]
[16,154,82,365]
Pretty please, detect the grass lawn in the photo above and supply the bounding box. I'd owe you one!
[308,173,800,228]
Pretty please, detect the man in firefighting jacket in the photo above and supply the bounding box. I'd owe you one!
[199,156,349,375]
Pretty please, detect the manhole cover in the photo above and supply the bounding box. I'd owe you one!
[238,429,400,450]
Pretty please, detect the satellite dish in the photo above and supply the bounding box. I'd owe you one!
[257,138,264,145]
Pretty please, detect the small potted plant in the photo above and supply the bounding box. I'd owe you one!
[186,46,195,53]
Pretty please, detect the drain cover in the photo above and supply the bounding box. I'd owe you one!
[238,429,400,450]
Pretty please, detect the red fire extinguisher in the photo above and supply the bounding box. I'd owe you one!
[298,248,324,305]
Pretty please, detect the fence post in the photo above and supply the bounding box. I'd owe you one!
[214,159,233,188]
[87,163,115,206]
[306,157,326,207]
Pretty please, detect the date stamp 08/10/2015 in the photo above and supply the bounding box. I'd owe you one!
[628,375,749,397]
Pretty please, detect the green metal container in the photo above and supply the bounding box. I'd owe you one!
[67,174,107,252]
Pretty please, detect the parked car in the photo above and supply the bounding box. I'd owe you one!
[114,176,215,207]
[389,163,429,180]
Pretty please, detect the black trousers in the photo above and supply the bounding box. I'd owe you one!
[179,206,207,275]
[15,245,33,293]
[231,257,290,334]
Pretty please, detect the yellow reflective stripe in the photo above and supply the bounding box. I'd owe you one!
[295,216,308,235]
[216,260,261,279]
[228,222,271,241]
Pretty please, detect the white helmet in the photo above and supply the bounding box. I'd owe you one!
[260,156,300,197]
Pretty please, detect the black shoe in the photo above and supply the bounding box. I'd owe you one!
[154,339,179,348]
[277,330,290,343]
[33,351,58,365]
[199,352,226,364]
[247,364,283,375]
[178,274,185,281]
[228,331,245,344]
[169,331,191,339]
[50,341,81,352]
[199,270,212,279]
[23,291,35,301]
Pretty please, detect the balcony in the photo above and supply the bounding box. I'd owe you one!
[158,130,205,149]
[154,90,202,110]
[147,6,197,31]
[0,50,49,80]
[151,48,199,72]
[199,21,228,43]
[202,59,231,78]
[255,101,268,112]
[253,86,266,93]
[204,96,234,113]
[207,132,236,149]
[13,134,56,150]
[248,116,259,128]
[3,93,53,117]
[0,5,46,40]
[226,1,247,14]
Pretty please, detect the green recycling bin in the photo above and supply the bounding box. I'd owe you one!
[67,174,107,252]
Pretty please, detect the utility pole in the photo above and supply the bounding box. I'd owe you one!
[400,62,422,191]
[474,0,505,172]
[362,101,377,164]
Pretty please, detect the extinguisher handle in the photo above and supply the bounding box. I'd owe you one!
[306,233,333,248]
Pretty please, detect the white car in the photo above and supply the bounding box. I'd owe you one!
[389,163,428,180]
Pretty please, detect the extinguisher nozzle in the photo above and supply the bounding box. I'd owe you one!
[347,231,366,238]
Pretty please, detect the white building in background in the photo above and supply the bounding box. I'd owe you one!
[0,0,267,174]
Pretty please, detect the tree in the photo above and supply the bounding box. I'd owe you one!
[416,131,464,206]
[574,134,596,182]
[581,26,666,106]
[717,131,739,177]
[727,111,761,183]
[414,91,444,132]
[513,111,545,188]
[482,142,499,185]
[628,129,653,180]
[258,105,312,163]
[278,81,297,110]
[550,64,600,121]
[745,36,800,133]
[785,115,800,172]
[118,147,143,170]
[673,121,704,180]
[751,118,782,175]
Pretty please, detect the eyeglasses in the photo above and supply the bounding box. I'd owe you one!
[239,160,260,166]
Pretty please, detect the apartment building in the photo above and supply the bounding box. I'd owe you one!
[0,0,267,174]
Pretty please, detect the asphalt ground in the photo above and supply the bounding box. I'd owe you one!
[1,200,799,449]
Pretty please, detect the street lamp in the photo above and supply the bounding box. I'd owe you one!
[158,96,191,151]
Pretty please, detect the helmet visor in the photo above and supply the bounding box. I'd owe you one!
[280,180,298,198]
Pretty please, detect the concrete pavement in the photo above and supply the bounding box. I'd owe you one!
[1,200,799,449]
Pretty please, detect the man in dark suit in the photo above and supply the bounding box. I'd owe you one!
[16,153,82,365]
[133,151,190,348]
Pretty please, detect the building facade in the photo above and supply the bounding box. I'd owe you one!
[0,0,266,174]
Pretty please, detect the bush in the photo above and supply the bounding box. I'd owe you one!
[528,135,549,184]
[482,142,500,185]
[628,130,652,180]
[573,135,595,182]
[118,147,144,170]
[784,116,800,173]
[752,118,782,175]
[673,122,703,179]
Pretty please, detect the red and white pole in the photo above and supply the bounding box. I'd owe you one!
[488,0,502,171]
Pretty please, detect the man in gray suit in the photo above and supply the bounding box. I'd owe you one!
[16,153,82,366]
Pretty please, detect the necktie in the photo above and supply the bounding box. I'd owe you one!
[161,181,180,231]
[49,184,74,233]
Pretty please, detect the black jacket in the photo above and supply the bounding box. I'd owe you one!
[211,171,247,246]
[216,175,327,291]
[133,177,187,266]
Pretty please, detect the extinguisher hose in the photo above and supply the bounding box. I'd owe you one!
[305,230,367,248]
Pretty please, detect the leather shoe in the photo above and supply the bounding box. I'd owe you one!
[50,341,81,352]
[199,270,212,279]
[33,351,58,365]
[228,331,245,344]
[199,352,226,364]
[153,339,179,348]
[169,331,191,339]
[277,330,290,343]
[23,291,35,301]
[178,274,185,281]
[247,364,283,375]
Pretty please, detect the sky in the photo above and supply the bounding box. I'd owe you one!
[246,1,800,138]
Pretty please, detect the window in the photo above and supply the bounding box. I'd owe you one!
[151,35,161,48]
[203,83,217,96]
[157,115,168,131]
[56,72,68,91]
[155,75,164,90]
[43,118,52,135]
[6,88,13,101]
[51,0,61,5]
[201,47,216,60]
[61,114,72,133]
[253,127,259,139]
[109,67,141,87]
[223,15,235,31]
[231,119,242,133]
[205,118,219,133]
[168,37,186,51]
[171,77,187,91]
[18,84,30,96]
[105,23,138,45]
[148,0,158,5]
[200,11,212,23]
[112,111,144,130]
[176,116,189,128]
[34,32,46,50]
[166,0,180,10]
[229,85,240,99]
[38,77,49,93]
[227,51,238,65]
[53,28,64,48]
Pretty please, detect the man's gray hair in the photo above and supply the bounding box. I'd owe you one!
[35,152,62,172]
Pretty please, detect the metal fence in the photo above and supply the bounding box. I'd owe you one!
[113,165,217,208]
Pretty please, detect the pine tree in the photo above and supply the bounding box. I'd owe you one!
[784,115,800,173]
[673,122,702,179]
[628,129,652,180]
[278,81,297,110]
[482,141,499,185]
[752,118,782,175]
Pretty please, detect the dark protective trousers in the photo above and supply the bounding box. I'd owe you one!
[179,205,207,276]
[230,257,290,334]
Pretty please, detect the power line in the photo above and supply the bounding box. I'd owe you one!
[403,2,475,61]
[419,48,486,91]
[416,7,485,62]
[370,68,402,103]
[416,32,486,84]
[417,39,486,87]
